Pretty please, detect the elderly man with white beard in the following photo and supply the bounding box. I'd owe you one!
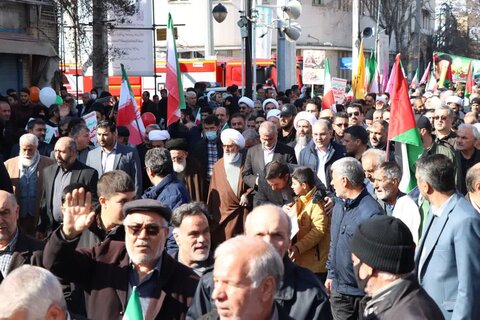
[4,133,54,236]
[207,129,254,249]
[166,138,208,202]
[293,111,318,160]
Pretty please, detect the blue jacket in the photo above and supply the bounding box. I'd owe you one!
[142,173,190,210]
[142,173,191,255]
[327,188,384,296]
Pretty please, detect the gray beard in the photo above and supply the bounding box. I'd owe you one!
[296,135,310,147]
[224,152,240,164]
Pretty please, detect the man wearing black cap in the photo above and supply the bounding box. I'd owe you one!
[166,138,207,202]
[43,191,199,319]
[351,216,444,319]
[278,103,297,147]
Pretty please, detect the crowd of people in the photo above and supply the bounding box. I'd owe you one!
[0,81,479,319]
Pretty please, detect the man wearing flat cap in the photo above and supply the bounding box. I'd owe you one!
[351,216,444,320]
[43,190,199,319]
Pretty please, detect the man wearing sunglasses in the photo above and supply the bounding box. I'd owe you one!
[346,105,365,127]
[434,106,456,148]
[43,193,199,319]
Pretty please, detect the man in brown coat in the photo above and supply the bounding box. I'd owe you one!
[43,191,199,319]
[207,129,252,249]
[4,133,54,236]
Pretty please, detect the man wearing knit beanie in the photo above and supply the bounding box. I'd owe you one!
[351,216,444,319]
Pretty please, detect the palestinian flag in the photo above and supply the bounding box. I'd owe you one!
[122,287,143,320]
[322,57,335,110]
[388,54,424,193]
[118,64,145,145]
[166,13,186,126]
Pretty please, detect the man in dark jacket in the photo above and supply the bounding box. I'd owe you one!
[43,196,199,319]
[299,120,346,193]
[351,216,444,320]
[326,157,384,320]
[0,191,43,284]
[187,204,332,320]
[143,147,190,255]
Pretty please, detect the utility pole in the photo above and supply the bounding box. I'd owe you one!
[92,0,108,91]
[245,0,253,98]
[205,0,214,58]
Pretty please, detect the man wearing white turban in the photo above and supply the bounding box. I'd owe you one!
[293,111,317,160]
[207,129,253,248]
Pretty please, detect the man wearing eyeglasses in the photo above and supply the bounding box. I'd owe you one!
[346,105,365,127]
[43,194,199,319]
[332,112,349,145]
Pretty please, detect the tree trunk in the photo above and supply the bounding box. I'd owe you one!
[92,0,108,91]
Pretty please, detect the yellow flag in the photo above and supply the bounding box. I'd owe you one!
[437,60,450,89]
[352,39,366,99]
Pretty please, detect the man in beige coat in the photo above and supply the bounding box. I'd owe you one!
[4,133,54,236]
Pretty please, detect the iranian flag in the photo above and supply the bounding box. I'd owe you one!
[322,57,335,110]
[388,54,424,193]
[117,64,145,145]
[166,13,185,126]
[425,67,437,92]
[419,62,431,84]
[122,287,143,320]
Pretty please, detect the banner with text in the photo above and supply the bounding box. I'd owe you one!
[331,77,347,104]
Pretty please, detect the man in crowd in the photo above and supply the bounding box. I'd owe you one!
[368,120,389,152]
[361,148,386,196]
[254,161,294,207]
[172,202,212,276]
[148,129,170,149]
[415,154,480,319]
[86,120,142,197]
[10,118,54,158]
[141,90,159,120]
[373,162,421,244]
[434,106,456,148]
[166,138,207,202]
[4,133,54,236]
[332,112,349,145]
[143,147,190,210]
[416,116,456,163]
[208,129,251,248]
[343,125,369,161]
[230,113,246,133]
[10,88,38,136]
[346,104,365,127]
[243,121,296,189]
[0,265,69,319]
[278,104,297,146]
[350,216,444,319]
[207,235,285,319]
[188,204,332,319]
[214,106,229,132]
[192,115,223,183]
[467,163,480,212]
[298,120,346,192]
[43,196,199,319]
[305,100,321,119]
[238,97,255,120]
[69,124,93,164]
[38,137,98,236]
[455,124,480,194]
[292,111,317,160]
[0,191,44,283]
[326,157,384,320]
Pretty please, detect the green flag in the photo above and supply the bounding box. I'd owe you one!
[123,287,143,320]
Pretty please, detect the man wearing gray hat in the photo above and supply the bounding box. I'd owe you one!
[351,216,444,319]
[43,189,199,319]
